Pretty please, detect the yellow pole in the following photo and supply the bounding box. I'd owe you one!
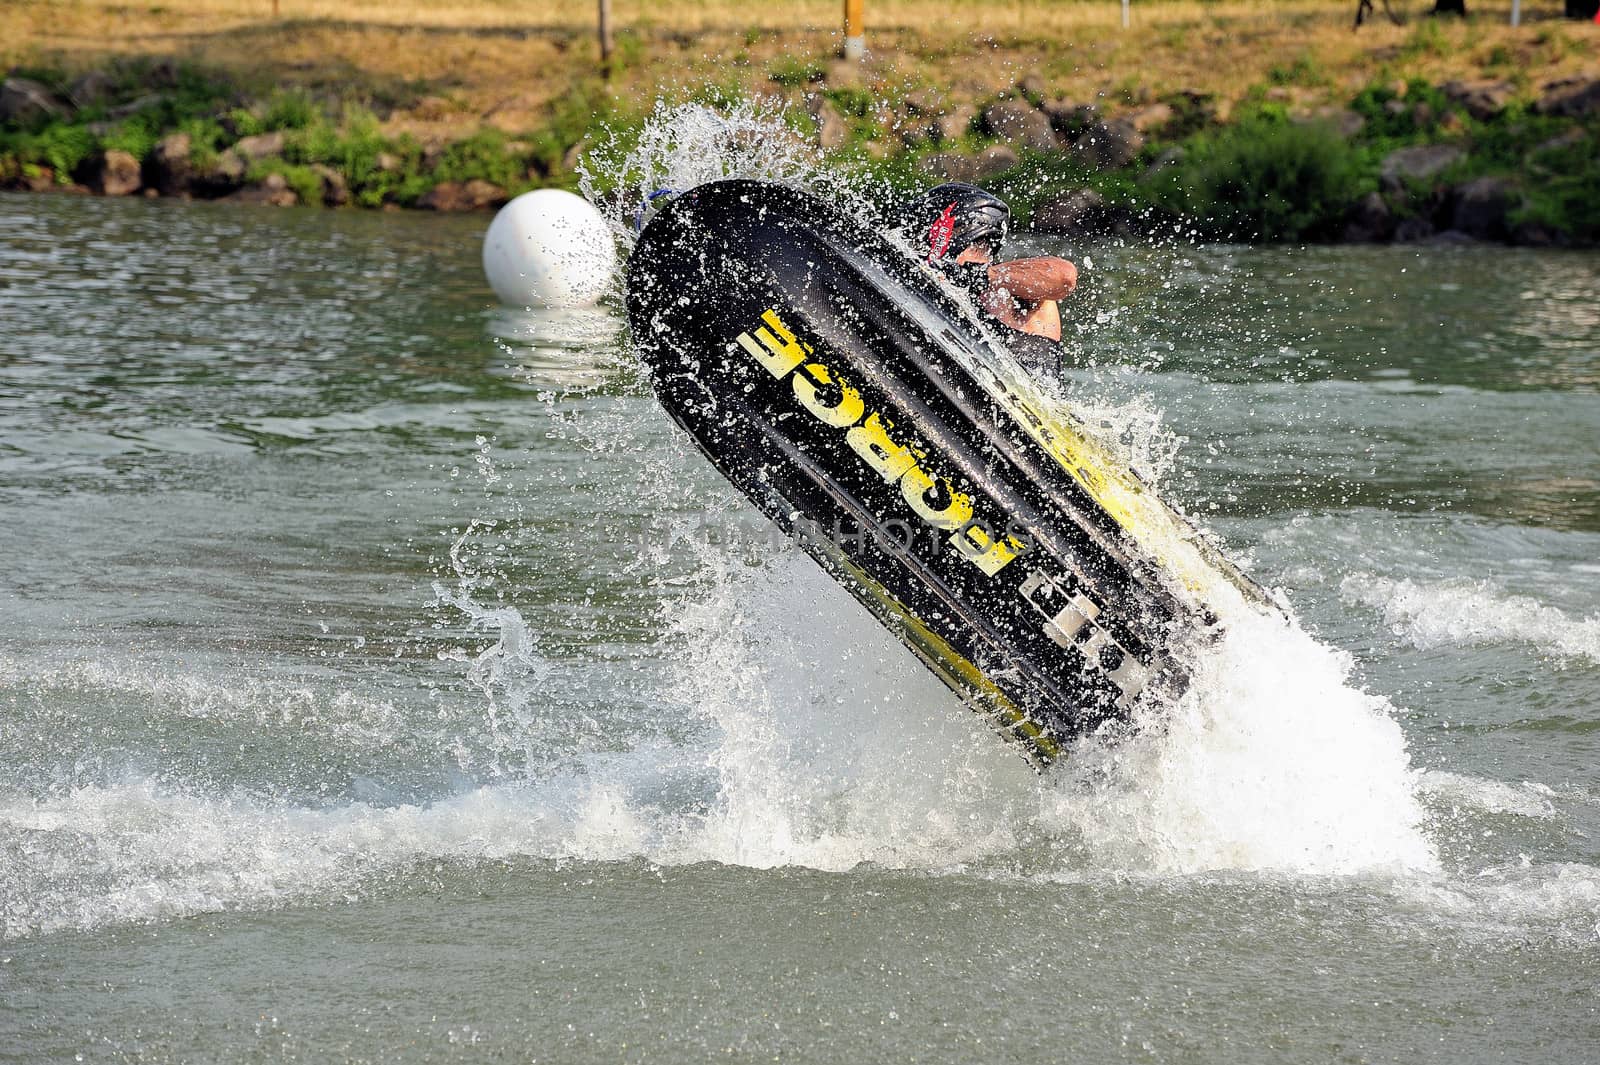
[843,0,865,60]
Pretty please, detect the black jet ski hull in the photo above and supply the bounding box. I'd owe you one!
[625,180,1271,766]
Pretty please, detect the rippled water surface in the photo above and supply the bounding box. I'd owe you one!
[2,190,1599,1064]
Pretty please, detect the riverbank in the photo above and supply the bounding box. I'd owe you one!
[2,0,1597,244]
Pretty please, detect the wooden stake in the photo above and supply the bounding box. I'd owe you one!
[599,0,614,77]
[844,0,865,60]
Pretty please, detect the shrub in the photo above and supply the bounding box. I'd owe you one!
[247,159,321,205]
[431,127,529,190]
[0,123,96,180]
[1151,117,1368,241]
[260,89,319,131]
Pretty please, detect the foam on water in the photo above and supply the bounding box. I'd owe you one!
[0,654,407,748]
[1342,573,1600,664]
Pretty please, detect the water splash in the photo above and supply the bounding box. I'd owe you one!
[579,97,834,254]
[1342,573,1600,665]
[1043,608,1438,875]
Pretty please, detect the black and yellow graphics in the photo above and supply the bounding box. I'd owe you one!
[733,307,1029,580]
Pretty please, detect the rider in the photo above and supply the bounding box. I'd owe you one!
[896,182,1078,372]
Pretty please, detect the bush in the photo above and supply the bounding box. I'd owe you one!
[1151,117,1369,241]
[1512,128,1600,242]
[247,159,322,205]
[260,89,319,131]
[0,123,96,181]
[1350,78,1452,144]
[432,127,528,190]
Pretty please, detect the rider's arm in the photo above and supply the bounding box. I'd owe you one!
[985,257,1078,302]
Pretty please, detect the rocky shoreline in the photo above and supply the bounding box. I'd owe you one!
[3,60,1598,247]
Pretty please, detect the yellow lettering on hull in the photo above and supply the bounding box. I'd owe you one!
[732,307,1029,578]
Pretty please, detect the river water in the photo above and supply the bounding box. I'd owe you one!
[1,187,1597,1063]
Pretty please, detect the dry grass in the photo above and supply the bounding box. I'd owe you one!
[4,0,1595,138]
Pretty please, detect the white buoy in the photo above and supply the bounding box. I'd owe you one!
[482,189,615,308]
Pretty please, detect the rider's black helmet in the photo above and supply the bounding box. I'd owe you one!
[899,182,1011,264]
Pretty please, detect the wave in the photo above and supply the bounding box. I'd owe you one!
[1341,574,1600,664]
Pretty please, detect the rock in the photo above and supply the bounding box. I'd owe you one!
[1437,111,1465,135]
[1441,79,1516,121]
[935,104,976,142]
[969,144,1020,179]
[310,163,348,206]
[1294,107,1365,139]
[1451,176,1518,240]
[1342,192,1393,243]
[1016,73,1049,104]
[1030,188,1130,237]
[915,145,1019,184]
[375,152,403,174]
[107,93,165,120]
[980,101,1057,152]
[14,164,56,192]
[0,77,65,125]
[916,152,975,183]
[233,131,285,161]
[1410,101,1434,127]
[418,179,507,212]
[192,148,247,197]
[1393,216,1435,242]
[900,121,940,149]
[1042,100,1098,137]
[77,149,142,196]
[1383,99,1409,119]
[1121,103,1174,135]
[811,99,849,150]
[228,172,298,207]
[1379,144,1464,194]
[1534,76,1600,118]
[1510,218,1563,247]
[1070,120,1143,171]
[1530,127,1587,160]
[144,132,193,196]
[903,89,940,117]
[67,70,117,109]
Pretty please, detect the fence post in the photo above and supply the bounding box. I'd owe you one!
[844,0,865,59]
[599,0,614,76]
